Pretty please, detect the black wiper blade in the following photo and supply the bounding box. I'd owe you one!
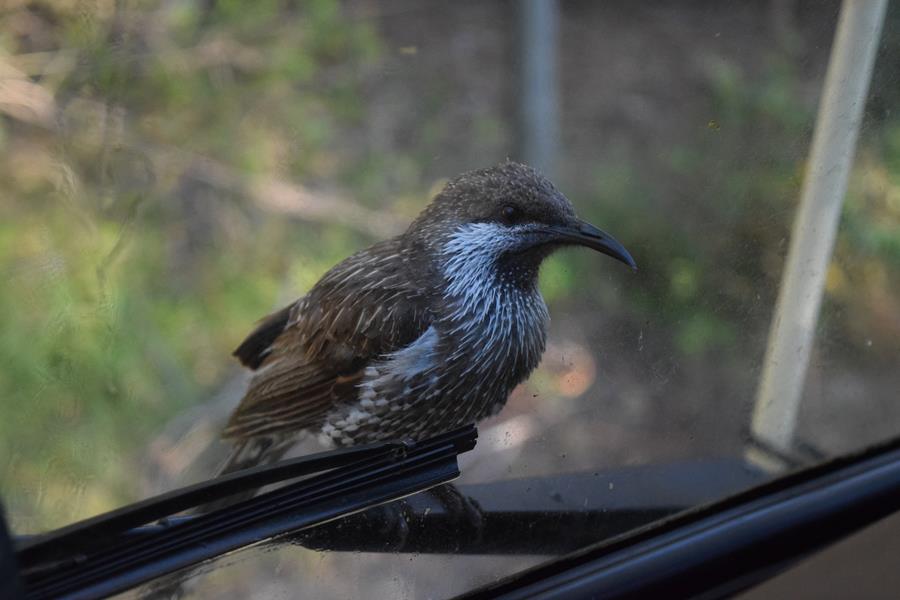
[18,426,477,600]
[17,440,403,563]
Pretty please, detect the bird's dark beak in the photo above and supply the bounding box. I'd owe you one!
[546,219,637,271]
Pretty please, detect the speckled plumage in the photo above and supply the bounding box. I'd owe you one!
[219,161,635,473]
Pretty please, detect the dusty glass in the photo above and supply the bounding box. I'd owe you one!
[2,1,899,598]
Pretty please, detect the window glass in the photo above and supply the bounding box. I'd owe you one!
[2,1,899,598]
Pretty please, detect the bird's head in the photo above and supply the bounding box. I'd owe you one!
[407,161,636,290]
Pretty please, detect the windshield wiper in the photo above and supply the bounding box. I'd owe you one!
[16,426,477,600]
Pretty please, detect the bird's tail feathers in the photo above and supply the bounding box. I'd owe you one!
[200,434,297,513]
[140,435,297,599]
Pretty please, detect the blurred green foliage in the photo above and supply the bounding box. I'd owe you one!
[1,0,390,529]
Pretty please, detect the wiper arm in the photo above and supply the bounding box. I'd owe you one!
[17,426,477,600]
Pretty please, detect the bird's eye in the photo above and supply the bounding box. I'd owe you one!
[500,205,521,223]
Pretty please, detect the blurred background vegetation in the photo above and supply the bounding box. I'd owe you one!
[1,0,899,538]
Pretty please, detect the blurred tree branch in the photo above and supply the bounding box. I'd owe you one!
[0,56,405,239]
[0,60,57,126]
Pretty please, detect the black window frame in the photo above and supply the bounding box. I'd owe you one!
[459,434,900,600]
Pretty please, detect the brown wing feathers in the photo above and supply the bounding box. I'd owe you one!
[223,239,431,441]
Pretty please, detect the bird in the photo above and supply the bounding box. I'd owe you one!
[144,162,636,598]
[218,161,636,476]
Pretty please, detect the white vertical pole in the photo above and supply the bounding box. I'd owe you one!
[751,0,888,466]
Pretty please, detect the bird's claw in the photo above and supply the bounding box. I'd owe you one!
[373,500,411,550]
[431,484,485,547]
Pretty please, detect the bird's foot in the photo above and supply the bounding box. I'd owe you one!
[430,483,485,546]
[372,499,411,550]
